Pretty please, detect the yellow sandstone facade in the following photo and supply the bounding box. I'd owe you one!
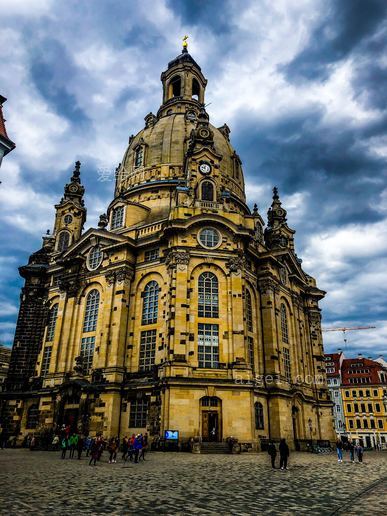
[4,46,334,449]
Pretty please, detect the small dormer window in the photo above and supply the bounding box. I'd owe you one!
[134,146,144,168]
[111,206,124,229]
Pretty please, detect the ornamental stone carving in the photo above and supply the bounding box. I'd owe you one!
[166,250,190,269]
[227,255,245,274]
[104,267,134,285]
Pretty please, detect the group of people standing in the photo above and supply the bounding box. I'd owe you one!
[58,426,149,466]
[336,439,364,463]
[267,439,290,470]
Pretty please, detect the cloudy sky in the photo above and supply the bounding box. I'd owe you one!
[1,0,386,358]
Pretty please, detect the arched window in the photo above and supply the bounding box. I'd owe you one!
[246,290,253,332]
[134,146,144,168]
[255,402,264,430]
[142,281,159,325]
[58,231,70,252]
[46,304,58,342]
[201,396,220,407]
[192,78,200,100]
[83,289,100,332]
[280,303,289,343]
[201,181,214,201]
[198,272,219,318]
[111,206,124,229]
[169,75,181,98]
[26,404,39,429]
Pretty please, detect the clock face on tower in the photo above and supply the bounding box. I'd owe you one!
[199,162,211,175]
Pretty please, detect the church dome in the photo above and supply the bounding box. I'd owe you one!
[117,111,245,205]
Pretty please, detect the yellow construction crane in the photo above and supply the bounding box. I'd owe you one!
[322,326,376,347]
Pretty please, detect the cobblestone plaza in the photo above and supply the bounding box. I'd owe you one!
[1,449,386,515]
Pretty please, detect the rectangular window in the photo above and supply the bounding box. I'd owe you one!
[349,420,354,429]
[370,419,375,429]
[356,419,361,429]
[80,336,95,373]
[336,405,341,413]
[345,390,350,397]
[373,389,378,396]
[354,403,359,413]
[144,248,159,262]
[247,336,254,370]
[198,323,219,368]
[378,419,383,429]
[347,404,352,412]
[361,403,366,412]
[129,398,148,428]
[375,403,380,412]
[366,390,370,397]
[282,347,291,382]
[139,330,156,371]
[41,346,52,377]
[368,403,373,412]
[363,419,368,429]
[111,206,124,229]
[352,390,356,397]
[359,390,363,397]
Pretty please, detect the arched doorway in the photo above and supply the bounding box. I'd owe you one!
[200,397,222,442]
[292,406,301,451]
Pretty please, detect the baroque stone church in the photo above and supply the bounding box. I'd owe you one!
[2,45,334,449]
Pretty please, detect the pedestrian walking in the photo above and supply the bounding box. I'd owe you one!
[52,434,60,451]
[77,435,84,460]
[108,438,118,463]
[89,439,99,466]
[356,443,364,463]
[267,441,277,469]
[121,436,128,461]
[85,435,92,457]
[128,434,135,462]
[336,439,343,463]
[348,440,355,463]
[61,437,68,459]
[279,438,289,470]
[133,434,142,463]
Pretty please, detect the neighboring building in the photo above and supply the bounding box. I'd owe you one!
[341,357,387,448]
[324,352,346,436]
[1,45,334,449]
[0,95,15,167]
[0,345,11,392]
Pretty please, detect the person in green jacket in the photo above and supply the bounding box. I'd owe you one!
[69,433,79,459]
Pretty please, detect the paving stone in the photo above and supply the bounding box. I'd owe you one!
[0,449,386,515]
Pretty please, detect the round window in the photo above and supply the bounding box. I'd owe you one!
[64,214,73,225]
[87,246,103,271]
[198,228,221,249]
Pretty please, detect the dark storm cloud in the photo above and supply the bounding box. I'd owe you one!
[166,0,233,34]
[233,106,386,229]
[284,0,387,82]
[29,39,90,126]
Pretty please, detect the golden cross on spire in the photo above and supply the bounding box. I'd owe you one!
[182,35,188,51]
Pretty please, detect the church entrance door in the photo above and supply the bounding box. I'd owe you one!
[200,397,222,442]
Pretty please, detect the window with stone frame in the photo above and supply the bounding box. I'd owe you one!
[201,181,214,201]
[46,304,58,342]
[139,329,156,371]
[111,206,124,229]
[142,281,159,325]
[282,346,291,382]
[58,231,70,252]
[247,336,254,370]
[255,402,264,430]
[245,289,253,332]
[26,404,39,429]
[280,303,289,343]
[144,248,160,262]
[41,346,52,377]
[83,289,100,332]
[129,398,148,428]
[80,336,95,373]
[134,146,144,168]
[198,272,219,318]
[198,323,219,368]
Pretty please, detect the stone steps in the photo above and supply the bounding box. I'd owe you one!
[200,442,230,454]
